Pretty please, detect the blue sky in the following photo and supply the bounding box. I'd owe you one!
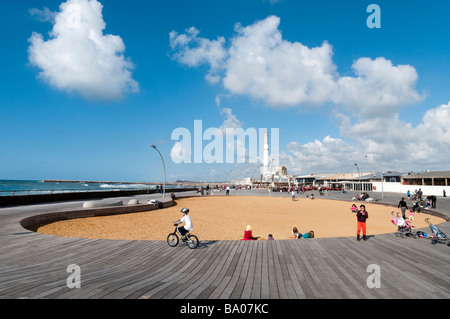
[0,0,449,183]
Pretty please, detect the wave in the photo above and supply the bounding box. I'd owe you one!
[99,183,152,189]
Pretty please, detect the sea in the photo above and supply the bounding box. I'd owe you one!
[0,180,162,197]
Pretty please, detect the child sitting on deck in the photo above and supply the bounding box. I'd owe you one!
[241,225,255,240]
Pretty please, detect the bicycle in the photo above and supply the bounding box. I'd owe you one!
[167,223,199,249]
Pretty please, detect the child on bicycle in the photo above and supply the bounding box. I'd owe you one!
[173,208,193,240]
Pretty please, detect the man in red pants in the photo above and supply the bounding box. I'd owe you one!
[356,204,369,241]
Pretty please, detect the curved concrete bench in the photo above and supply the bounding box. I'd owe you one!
[83,200,123,208]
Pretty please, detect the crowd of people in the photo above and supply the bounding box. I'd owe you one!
[407,188,437,211]
[180,185,445,243]
[352,192,370,201]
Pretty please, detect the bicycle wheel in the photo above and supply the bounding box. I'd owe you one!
[186,235,199,249]
[167,233,179,247]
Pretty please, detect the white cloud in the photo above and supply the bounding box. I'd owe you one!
[29,7,57,23]
[283,136,360,174]
[334,57,424,117]
[223,16,337,106]
[283,101,450,174]
[218,107,243,133]
[28,0,139,101]
[169,27,227,83]
[170,15,443,175]
[170,15,424,112]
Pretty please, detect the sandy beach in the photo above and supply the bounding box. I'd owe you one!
[35,196,446,241]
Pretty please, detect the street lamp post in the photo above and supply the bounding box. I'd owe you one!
[151,145,166,198]
[354,163,361,192]
[252,164,263,187]
[363,154,384,198]
[208,165,214,186]
[226,170,233,184]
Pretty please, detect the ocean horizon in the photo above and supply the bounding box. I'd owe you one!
[0,179,165,196]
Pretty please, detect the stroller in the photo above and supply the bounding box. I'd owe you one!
[391,212,417,238]
[425,218,450,246]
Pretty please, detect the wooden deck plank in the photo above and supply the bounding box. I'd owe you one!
[197,240,240,299]
[291,240,325,298]
[272,240,289,299]
[288,241,318,299]
[266,238,280,298]
[219,241,250,299]
[284,241,306,298]
[240,241,257,299]
[190,241,234,299]
[1,196,449,300]
[185,241,235,299]
[173,241,230,299]
[230,240,254,299]
[278,240,298,299]
[260,241,270,299]
[251,240,263,299]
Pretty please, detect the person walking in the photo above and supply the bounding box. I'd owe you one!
[398,197,408,219]
[291,190,296,201]
[356,204,369,241]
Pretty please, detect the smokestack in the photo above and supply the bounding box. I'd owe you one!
[263,132,269,175]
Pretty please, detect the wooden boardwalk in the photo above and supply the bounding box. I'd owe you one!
[0,194,449,300]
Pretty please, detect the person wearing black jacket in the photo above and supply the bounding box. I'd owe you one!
[398,197,408,219]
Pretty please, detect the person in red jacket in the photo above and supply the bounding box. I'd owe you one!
[356,204,369,241]
[242,225,254,240]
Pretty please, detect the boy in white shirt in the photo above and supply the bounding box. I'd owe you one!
[174,208,193,240]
